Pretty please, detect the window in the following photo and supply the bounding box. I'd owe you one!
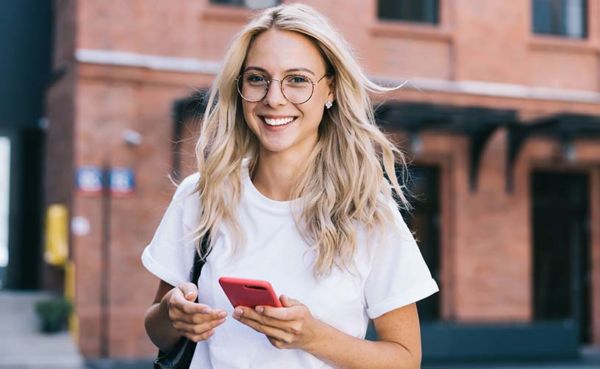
[210,0,280,8]
[533,0,587,38]
[378,0,439,24]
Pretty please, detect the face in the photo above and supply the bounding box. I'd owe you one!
[240,29,334,159]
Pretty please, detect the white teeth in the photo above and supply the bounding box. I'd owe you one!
[263,117,295,126]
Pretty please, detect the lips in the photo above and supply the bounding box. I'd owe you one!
[259,115,298,127]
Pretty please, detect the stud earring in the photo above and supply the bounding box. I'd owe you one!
[325,101,333,109]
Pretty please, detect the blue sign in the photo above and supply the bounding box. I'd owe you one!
[76,167,103,195]
[110,168,135,196]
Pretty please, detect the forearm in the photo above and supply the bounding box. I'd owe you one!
[144,299,182,352]
[306,321,420,369]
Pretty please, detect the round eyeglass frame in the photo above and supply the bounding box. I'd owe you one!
[236,72,330,105]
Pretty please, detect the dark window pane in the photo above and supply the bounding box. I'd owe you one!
[210,0,280,8]
[211,0,244,5]
[533,0,587,38]
[378,0,439,24]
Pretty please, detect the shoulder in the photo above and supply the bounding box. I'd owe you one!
[373,193,414,243]
[168,173,202,228]
[172,172,200,201]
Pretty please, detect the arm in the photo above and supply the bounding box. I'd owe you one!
[309,303,421,368]
[144,280,228,352]
[233,296,421,369]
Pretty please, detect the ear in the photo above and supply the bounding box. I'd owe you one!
[326,76,336,103]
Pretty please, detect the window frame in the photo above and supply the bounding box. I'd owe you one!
[208,0,281,9]
[532,0,588,39]
[376,0,440,25]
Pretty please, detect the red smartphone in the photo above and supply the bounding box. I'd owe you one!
[218,276,282,308]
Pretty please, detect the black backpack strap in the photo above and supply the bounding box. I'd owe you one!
[189,232,211,303]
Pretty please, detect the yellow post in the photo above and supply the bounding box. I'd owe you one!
[45,205,68,267]
[45,204,78,339]
[65,260,79,341]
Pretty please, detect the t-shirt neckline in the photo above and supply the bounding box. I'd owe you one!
[242,163,300,213]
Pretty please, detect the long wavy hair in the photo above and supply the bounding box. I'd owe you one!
[194,3,409,276]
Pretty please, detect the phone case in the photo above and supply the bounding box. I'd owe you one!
[218,276,282,308]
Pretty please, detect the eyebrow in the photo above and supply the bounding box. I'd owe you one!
[243,66,316,76]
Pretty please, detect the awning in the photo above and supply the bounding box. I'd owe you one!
[375,102,518,191]
[507,113,600,191]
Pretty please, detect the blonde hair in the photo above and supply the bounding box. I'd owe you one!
[194,3,408,276]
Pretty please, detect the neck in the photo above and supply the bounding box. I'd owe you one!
[251,149,309,201]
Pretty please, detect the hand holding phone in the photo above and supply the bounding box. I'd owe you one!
[219,276,282,308]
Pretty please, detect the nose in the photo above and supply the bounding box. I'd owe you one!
[263,79,287,107]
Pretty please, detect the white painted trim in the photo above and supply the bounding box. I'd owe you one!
[75,49,222,74]
[377,76,600,104]
[75,48,600,104]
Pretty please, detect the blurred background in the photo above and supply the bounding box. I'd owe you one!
[1,0,600,368]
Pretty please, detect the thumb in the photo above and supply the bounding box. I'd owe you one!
[279,294,301,307]
[178,282,198,302]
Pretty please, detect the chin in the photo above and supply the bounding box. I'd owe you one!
[259,141,294,154]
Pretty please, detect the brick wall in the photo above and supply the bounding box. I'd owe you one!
[45,0,600,358]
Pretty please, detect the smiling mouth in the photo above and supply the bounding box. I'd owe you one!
[260,116,297,127]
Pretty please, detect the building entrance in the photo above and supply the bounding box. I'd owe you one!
[0,128,44,290]
[0,136,10,287]
[532,170,591,344]
[405,165,441,322]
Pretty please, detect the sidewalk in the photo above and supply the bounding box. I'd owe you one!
[0,291,85,369]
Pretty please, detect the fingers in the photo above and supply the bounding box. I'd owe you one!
[169,304,226,324]
[234,311,295,345]
[231,298,319,351]
[178,282,198,302]
[174,316,227,342]
[233,306,302,335]
[181,321,223,342]
[170,285,226,317]
[169,303,227,341]
[280,294,299,308]
[257,298,305,321]
[268,336,292,350]
[167,284,228,341]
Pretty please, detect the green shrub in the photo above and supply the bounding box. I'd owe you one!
[34,297,72,333]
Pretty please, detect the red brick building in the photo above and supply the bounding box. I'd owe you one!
[45,0,600,362]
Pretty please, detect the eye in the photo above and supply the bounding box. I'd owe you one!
[285,75,311,85]
[244,73,267,85]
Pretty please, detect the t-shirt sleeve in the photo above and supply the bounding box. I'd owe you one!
[141,174,200,288]
[364,209,439,319]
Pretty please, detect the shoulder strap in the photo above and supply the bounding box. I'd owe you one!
[189,232,211,303]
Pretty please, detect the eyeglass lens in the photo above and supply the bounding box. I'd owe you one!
[237,72,315,104]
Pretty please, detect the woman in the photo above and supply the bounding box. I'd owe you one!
[142,3,438,368]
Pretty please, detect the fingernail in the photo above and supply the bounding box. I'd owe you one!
[234,307,243,316]
[255,306,264,314]
[218,311,227,318]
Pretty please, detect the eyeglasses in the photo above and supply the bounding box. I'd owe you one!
[236,71,329,105]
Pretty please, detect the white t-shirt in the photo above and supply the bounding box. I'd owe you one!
[142,169,439,369]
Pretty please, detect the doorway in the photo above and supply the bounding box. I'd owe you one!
[404,165,441,321]
[0,136,10,287]
[532,170,591,343]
